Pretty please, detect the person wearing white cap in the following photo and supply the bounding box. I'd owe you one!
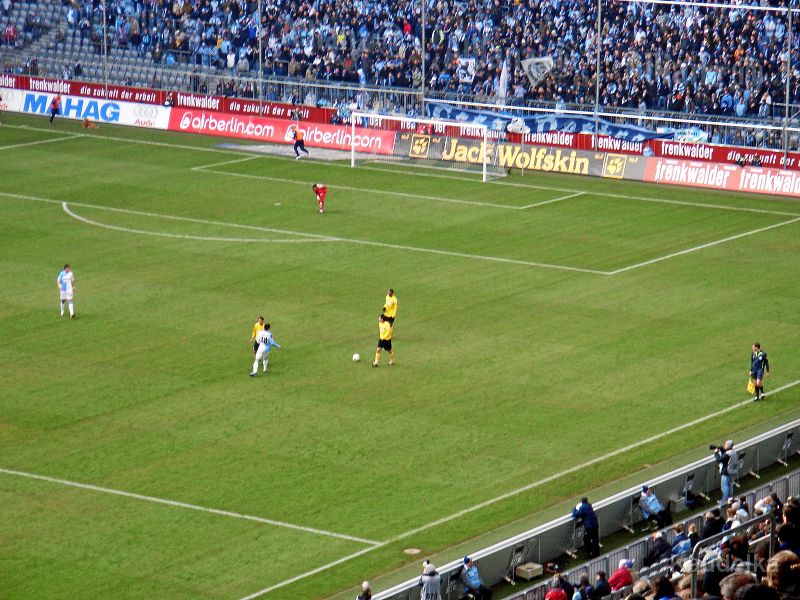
[419,560,443,600]
[356,580,372,600]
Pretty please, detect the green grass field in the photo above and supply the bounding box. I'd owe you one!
[2,111,800,600]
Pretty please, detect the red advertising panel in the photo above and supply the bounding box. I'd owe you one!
[642,158,800,198]
[167,109,396,154]
[521,130,800,170]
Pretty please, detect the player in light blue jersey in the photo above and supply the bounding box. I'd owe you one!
[250,323,281,376]
[57,264,76,318]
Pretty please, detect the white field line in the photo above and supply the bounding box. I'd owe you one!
[237,378,800,599]
[0,133,84,151]
[607,216,800,275]
[5,123,245,155]
[0,467,381,545]
[237,545,386,600]
[0,192,607,274]
[62,203,337,244]
[193,164,527,211]
[520,191,586,209]
[0,192,336,241]
[6,123,800,217]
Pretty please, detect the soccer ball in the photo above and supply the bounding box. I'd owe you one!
[352,353,360,362]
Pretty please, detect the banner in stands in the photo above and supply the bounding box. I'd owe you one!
[643,158,800,197]
[14,90,170,129]
[168,109,395,153]
[426,102,670,141]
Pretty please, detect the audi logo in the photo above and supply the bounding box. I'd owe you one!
[133,105,159,118]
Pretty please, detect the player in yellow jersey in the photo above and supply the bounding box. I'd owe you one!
[382,288,398,325]
[250,316,265,355]
[372,314,394,367]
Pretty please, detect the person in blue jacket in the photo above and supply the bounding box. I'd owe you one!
[572,497,600,558]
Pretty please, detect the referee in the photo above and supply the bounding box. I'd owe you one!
[750,342,770,401]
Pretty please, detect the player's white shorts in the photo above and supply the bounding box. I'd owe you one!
[255,346,270,361]
[60,290,73,301]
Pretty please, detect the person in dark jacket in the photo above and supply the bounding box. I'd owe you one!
[644,531,672,567]
[702,511,724,540]
[573,497,600,558]
[594,571,611,599]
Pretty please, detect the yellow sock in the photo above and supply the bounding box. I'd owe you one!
[389,351,395,364]
[373,351,381,364]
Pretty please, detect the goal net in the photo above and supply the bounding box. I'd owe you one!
[349,112,507,182]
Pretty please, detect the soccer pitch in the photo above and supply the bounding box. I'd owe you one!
[2,111,800,600]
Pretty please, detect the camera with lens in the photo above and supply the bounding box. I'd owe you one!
[709,444,720,451]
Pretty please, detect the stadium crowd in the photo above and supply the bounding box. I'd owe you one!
[543,489,800,600]
[3,0,798,121]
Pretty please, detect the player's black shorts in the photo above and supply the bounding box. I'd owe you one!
[253,341,259,353]
[378,339,392,351]
[753,369,765,380]
[384,316,395,325]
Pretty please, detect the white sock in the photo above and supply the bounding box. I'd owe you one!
[262,357,269,372]
[68,301,74,317]
[60,301,65,316]
[251,359,259,373]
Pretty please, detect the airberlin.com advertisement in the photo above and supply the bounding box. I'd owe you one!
[2,73,800,197]
[167,108,395,154]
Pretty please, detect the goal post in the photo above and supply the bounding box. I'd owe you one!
[349,112,507,182]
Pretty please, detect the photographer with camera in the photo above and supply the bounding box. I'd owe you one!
[711,440,737,504]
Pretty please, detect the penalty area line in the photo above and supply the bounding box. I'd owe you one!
[0,467,381,546]
[608,216,800,275]
[0,133,84,151]
[1,192,606,274]
[61,202,338,243]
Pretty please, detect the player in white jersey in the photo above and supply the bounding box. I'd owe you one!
[57,264,76,318]
[250,323,281,376]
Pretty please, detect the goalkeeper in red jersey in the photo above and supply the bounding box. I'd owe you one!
[312,183,327,214]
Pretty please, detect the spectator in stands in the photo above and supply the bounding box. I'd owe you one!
[704,536,755,598]
[764,551,800,599]
[546,583,568,600]
[460,556,492,600]
[720,573,757,600]
[783,501,800,526]
[595,571,611,599]
[356,580,372,600]
[573,497,600,559]
[736,584,780,600]
[573,573,594,600]
[640,485,673,530]
[609,559,634,591]
[755,493,784,517]
[724,507,744,532]
[704,511,725,541]
[644,531,672,567]
[651,576,679,600]
[552,574,575,600]
[673,524,693,556]
[777,524,800,557]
